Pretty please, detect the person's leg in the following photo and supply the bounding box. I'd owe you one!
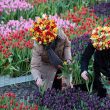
[104,71,110,98]
[93,63,107,98]
[93,73,107,98]
[52,69,62,90]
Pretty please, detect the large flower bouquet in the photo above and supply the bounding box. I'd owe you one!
[30,15,58,45]
[90,26,110,50]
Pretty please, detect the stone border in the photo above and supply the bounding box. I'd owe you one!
[0,75,34,87]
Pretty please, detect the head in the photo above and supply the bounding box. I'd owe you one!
[30,15,58,46]
[90,26,110,51]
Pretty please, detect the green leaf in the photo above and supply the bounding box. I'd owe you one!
[8,57,13,63]
[10,66,19,71]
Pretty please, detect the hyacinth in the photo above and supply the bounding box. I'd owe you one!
[0,0,33,14]
[90,26,110,50]
[30,15,58,45]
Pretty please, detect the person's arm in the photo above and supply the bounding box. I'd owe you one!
[80,42,95,73]
[59,29,72,88]
[30,43,43,86]
[59,29,72,62]
[64,37,72,63]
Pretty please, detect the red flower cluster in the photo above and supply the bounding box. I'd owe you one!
[0,92,39,110]
[103,17,110,27]
[0,30,33,58]
[32,0,47,6]
[62,7,104,37]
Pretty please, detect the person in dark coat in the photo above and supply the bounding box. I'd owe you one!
[80,37,110,98]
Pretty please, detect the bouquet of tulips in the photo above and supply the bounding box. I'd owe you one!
[90,26,110,50]
[30,14,58,45]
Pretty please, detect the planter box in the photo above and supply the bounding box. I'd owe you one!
[0,74,34,87]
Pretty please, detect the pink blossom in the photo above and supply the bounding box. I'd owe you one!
[0,0,33,14]
[49,15,75,29]
[0,17,34,38]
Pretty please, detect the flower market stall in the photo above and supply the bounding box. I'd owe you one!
[0,0,110,110]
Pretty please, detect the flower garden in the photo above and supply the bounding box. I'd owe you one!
[0,0,110,110]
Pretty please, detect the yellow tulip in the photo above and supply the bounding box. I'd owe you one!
[93,42,97,47]
[92,29,97,34]
[103,26,109,31]
[31,37,36,40]
[29,28,34,32]
[97,26,102,30]
[44,39,47,43]
[37,18,42,23]
[42,31,46,37]
[53,28,58,33]
[63,61,67,65]
[91,35,99,39]
[49,39,52,42]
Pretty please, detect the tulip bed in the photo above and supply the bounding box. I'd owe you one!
[1,88,110,110]
[0,0,110,109]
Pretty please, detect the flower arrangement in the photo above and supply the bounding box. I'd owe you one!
[30,15,58,45]
[90,26,110,50]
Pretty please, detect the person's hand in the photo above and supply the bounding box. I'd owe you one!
[62,76,68,91]
[58,65,63,69]
[66,59,72,65]
[81,71,89,80]
[36,78,44,87]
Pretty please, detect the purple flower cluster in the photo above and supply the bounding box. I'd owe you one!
[30,87,110,110]
[71,34,90,57]
[93,2,110,17]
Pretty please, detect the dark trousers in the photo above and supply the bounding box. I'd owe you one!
[93,63,107,98]
[52,69,62,90]
[93,73,107,98]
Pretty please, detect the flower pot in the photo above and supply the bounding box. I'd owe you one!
[0,74,34,87]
